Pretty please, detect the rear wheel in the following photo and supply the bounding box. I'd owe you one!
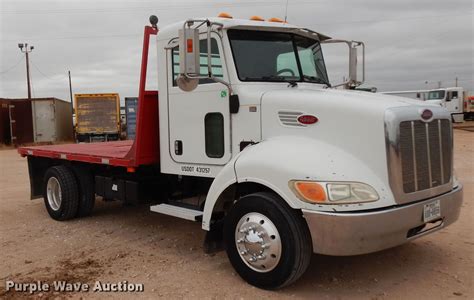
[43,165,79,221]
[224,192,312,289]
[72,165,95,217]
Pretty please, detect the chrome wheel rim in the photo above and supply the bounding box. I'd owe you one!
[46,177,62,211]
[235,212,282,273]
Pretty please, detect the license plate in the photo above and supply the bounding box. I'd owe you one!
[423,200,441,222]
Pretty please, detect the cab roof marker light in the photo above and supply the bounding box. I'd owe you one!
[268,17,285,23]
[250,16,265,21]
[218,12,233,19]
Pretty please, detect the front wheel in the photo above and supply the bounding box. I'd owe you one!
[224,192,312,289]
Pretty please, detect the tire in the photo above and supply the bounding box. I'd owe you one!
[224,192,312,289]
[72,165,95,217]
[43,165,79,221]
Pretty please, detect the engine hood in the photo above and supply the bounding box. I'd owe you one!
[259,87,442,199]
[426,99,444,107]
[261,87,436,110]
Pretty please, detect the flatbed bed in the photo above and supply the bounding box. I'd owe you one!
[17,26,159,169]
[18,140,135,167]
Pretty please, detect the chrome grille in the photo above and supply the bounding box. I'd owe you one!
[399,119,452,193]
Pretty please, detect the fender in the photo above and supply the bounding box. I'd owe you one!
[202,136,394,230]
[201,151,240,231]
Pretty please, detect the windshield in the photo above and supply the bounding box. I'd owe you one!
[227,29,330,85]
[427,90,446,100]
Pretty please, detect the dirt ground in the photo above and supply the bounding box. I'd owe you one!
[0,129,472,299]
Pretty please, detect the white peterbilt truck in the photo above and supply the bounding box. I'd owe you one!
[383,87,474,122]
[19,15,463,289]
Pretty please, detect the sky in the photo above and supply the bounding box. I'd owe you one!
[0,0,473,103]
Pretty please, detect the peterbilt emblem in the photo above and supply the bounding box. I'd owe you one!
[297,115,318,125]
[421,109,433,121]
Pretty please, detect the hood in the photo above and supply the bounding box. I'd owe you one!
[425,99,444,107]
[259,86,445,189]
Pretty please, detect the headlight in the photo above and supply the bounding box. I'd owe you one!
[289,180,379,204]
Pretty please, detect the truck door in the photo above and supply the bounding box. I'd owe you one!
[167,34,231,165]
[446,89,461,113]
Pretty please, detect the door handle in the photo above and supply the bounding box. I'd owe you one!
[175,140,183,155]
[230,95,240,114]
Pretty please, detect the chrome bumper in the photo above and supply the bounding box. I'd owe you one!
[302,184,463,256]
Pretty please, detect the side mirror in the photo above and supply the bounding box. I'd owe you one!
[321,39,365,89]
[177,26,200,91]
[179,27,200,76]
[349,46,358,84]
[176,19,232,94]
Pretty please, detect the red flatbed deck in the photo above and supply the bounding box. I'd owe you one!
[18,25,160,169]
[18,140,136,167]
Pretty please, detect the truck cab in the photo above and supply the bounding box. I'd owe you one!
[18,15,463,289]
[426,87,465,122]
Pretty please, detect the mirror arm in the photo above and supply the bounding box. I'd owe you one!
[211,76,233,95]
[207,23,212,77]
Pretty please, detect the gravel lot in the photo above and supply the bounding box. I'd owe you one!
[0,129,472,299]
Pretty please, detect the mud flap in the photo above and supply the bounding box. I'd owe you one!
[203,218,225,254]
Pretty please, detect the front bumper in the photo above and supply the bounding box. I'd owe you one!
[303,184,463,256]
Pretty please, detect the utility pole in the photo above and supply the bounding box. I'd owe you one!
[68,70,75,135]
[18,43,34,99]
[438,81,442,88]
[68,70,73,110]
[455,77,458,87]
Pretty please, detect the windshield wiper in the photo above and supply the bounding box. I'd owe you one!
[244,76,299,87]
[302,75,331,87]
[264,76,299,87]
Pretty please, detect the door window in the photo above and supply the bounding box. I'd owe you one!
[172,38,223,86]
[204,113,224,158]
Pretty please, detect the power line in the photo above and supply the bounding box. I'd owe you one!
[2,10,472,43]
[0,55,24,74]
[30,58,68,81]
[0,1,314,14]
[0,34,141,43]
[311,10,474,26]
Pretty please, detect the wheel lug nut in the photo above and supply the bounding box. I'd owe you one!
[257,254,266,260]
[261,243,269,249]
[237,238,244,243]
[249,257,257,262]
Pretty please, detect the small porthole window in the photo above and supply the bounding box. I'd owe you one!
[205,113,224,158]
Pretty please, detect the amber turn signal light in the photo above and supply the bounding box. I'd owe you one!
[291,181,327,203]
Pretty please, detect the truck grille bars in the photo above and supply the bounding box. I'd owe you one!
[399,119,452,193]
[385,107,453,204]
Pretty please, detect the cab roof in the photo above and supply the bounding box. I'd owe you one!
[157,17,332,42]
